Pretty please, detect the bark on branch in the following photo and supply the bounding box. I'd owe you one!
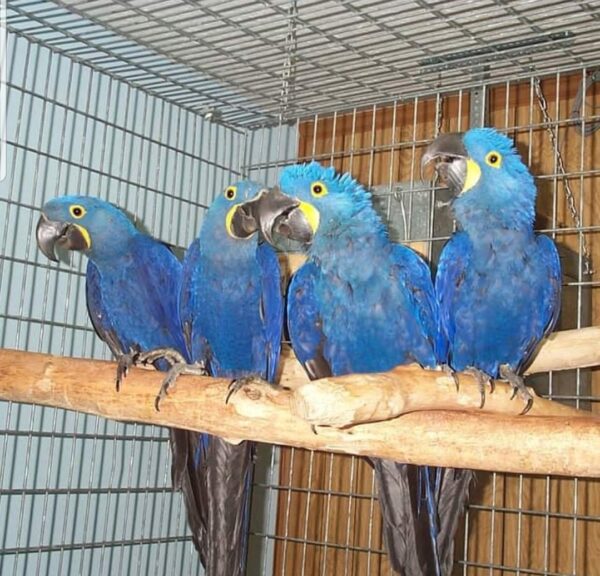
[1,346,599,478]
[281,326,600,426]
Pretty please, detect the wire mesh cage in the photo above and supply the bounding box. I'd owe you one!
[1,1,600,575]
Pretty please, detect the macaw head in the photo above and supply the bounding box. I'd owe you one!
[422,128,536,229]
[200,180,271,245]
[237,161,376,248]
[37,195,138,263]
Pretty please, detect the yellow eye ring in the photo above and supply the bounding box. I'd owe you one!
[224,186,237,201]
[69,204,86,219]
[485,151,502,169]
[310,181,328,197]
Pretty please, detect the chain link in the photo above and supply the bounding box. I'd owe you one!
[435,92,444,135]
[279,0,298,121]
[533,78,593,276]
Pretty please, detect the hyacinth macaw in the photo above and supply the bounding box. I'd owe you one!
[35,196,209,560]
[176,180,283,576]
[422,128,561,409]
[240,162,472,576]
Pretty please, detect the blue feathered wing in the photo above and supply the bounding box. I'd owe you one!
[179,240,283,576]
[288,251,468,576]
[436,231,561,373]
[85,236,208,563]
[86,235,187,363]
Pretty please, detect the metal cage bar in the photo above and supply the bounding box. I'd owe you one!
[1,1,599,575]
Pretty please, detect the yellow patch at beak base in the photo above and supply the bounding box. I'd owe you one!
[299,201,320,234]
[461,158,481,194]
[225,203,242,238]
[73,224,91,250]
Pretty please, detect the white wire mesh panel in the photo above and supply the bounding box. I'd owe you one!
[0,24,243,576]
[6,0,600,127]
[1,1,600,575]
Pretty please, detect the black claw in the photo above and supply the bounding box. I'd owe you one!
[225,376,278,405]
[310,424,318,435]
[225,381,237,405]
[155,385,166,412]
[441,364,459,391]
[116,361,127,391]
[155,372,176,412]
[226,377,252,405]
[464,367,492,410]
[520,398,534,416]
[155,380,169,411]
[115,346,141,392]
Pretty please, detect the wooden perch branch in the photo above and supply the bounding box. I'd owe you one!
[290,364,582,428]
[524,326,600,374]
[278,326,600,391]
[1,347,600,478]
[281,326,600,426]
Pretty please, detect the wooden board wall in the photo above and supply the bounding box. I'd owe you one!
[271,74,600,576]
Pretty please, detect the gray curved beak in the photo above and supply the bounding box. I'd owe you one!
[421,132,468,195]
[36,213,88,261]
[228,190,266,240]
[233,187,313,246]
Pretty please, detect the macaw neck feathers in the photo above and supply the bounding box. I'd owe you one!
[310,203,388,267]
[452,167,537,233]
[87,228,144,265]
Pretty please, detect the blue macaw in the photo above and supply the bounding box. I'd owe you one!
[423,128,561,407]
[35,196,209,561]
[243,162,472,576]
[178,180,283,576]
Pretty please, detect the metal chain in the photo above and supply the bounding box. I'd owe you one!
[432,93,452,209]
[533,78,593,276]
[570,69,600,137]
[435,92,444,135]
[279,0,298,121]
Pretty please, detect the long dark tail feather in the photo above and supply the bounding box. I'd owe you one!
[169,429,207,562]
[372,459,473,576]
[436,469,474,575]
[421,466,442,576]
[372,459,439,575]
[170,430,255,576]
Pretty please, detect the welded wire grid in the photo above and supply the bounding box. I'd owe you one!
[244,71,600,575]
[4,0,600,128]
[2,1,600,575]
[0,23,247,576]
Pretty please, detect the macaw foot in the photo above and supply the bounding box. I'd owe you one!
[115,345,142,392]
[440,364,460,392]
[154,361,207,412]
[225,376,279,405]
[464,367,494,409]
[499,364,534,415]
[138,347,188,367]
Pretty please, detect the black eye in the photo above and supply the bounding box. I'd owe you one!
[485,151,502,168]
[310,181,328,197]
[69,204,86,218]
[225,186,237,200]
